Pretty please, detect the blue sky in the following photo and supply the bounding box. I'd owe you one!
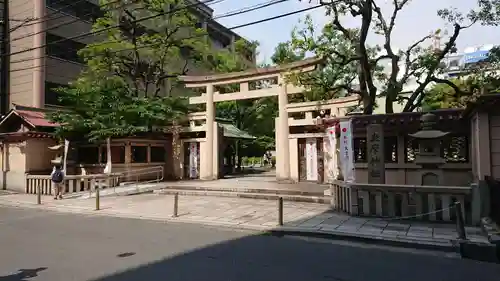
[210,0,500,64]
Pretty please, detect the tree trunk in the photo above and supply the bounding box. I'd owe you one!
[362,93,374,115]
[385,94,394,114]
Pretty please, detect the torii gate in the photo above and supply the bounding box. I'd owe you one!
[180,57,324,181]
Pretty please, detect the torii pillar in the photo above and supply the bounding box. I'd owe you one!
[276,76,290,180]
[204,84,216,180]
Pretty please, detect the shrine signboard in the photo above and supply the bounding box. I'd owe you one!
[367,124,385,184]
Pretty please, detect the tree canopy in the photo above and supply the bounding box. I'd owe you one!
[271,0,500,114]
[49,0,214,141]
[422,46,500,110]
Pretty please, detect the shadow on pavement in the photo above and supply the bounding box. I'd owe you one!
[86,232,500,281]
[0,267,47,281]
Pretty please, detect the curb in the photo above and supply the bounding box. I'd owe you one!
[267,228,458,252]
[0,200,460,252]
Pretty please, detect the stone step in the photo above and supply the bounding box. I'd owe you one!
[158,184,329,197]
[154,189,331,204]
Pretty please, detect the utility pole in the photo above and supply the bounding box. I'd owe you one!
[0,0,8,116]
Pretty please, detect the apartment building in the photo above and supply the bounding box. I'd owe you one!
[441,44,496,79]
[3,0,255,114]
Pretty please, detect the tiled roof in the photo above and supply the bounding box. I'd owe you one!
[16,110,59,128]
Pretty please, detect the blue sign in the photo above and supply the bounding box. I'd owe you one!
[463,50,490,64]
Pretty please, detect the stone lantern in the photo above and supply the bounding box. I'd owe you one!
[408,113,449,185]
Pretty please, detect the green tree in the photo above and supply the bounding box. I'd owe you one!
[48,0,210,169]
[213,46,278,167]
[422,47,500,110]
[273,0,497,114]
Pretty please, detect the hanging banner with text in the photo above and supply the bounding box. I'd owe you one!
[305,138,318,181]
[339,120,355,182]
[326,126,337,181]
[189,142,198,179]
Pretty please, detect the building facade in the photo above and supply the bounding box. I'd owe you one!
[441,44,496,78]
[5,0,255,112]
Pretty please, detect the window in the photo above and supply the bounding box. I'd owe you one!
[442,135,469,163]
[100,146,126,164]
[150,146,166,163]
[46,0,105,22]
[78,147,99,164]
[46,33,86,63]
[405,135,469,163]
[131,146,148,163]
[45,81,68,106]
[355,137,398,163]
[384,136,398,163]
[353,138,367,163]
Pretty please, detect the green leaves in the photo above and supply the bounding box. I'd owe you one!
[47,0,208,141]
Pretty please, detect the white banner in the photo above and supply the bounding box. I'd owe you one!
[326,126,337,181]
[63,139,69,173]
[339,120,355,182]
[189,142,198,179]
[305,138,318,181]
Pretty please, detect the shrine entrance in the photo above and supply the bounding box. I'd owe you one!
[179,58,323,181]
[178,58,360,183]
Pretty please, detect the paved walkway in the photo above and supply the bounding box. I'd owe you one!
[162,170,329,194]
[0,193,488,249]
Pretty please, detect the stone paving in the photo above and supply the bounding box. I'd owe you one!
[0,192,488,248]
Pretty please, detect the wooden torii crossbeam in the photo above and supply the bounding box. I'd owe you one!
[179,57,324,181]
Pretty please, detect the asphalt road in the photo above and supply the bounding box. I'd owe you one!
[1,206,500,281]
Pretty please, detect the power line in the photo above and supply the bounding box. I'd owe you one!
[7,0,124,43]
[9,4,324,74]
[8,0,90,32]
[4,0,220,55]
[8,0,292,66]
[214,0,289,18]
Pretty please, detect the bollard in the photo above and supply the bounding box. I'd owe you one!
[95,187,100,211]
[37,185,41,205]
[278,197,283,226]
[173,193,179,217]
[455,201,467,240]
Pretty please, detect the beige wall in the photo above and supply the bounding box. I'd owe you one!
[1,143,27,192]
[9,0,37,107]
[9,2,253,108]
[490,113,500,179]
[25,138,58,172]
[353,164,472,186]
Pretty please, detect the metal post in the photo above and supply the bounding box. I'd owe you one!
[278,197,283,226]
[455,201,467,240]
[37,185,41,205]
[95,187,100,211]
[173,193,178,217]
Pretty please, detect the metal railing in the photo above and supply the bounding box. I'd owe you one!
[114,166,164,188]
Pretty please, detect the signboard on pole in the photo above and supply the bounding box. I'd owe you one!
[339,120,355,182]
